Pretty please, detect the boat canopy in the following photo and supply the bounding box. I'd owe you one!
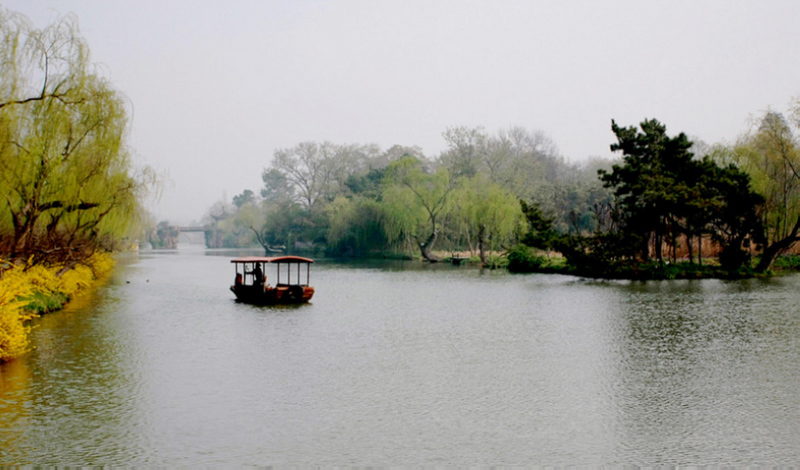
[230,256,314,264]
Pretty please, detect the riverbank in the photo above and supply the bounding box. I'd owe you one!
[0,253,115,362]
[506,245,800,280]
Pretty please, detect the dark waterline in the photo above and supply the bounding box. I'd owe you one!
[1,247,799,465]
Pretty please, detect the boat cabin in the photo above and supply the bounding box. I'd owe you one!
[230,256,315,304]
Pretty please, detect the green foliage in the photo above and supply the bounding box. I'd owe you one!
[382,155,457,259]
[379,182,427,253]
[20,291,69,315]
[1,252,114,362]
[506,245,549,272]
[594,118,763,271]
[721,105,800,271]
[345,168,386,198]
[449,175,523,262]
[195,126,658,263]
[506,245,568,273]
[519,200,559,250]
[598,118,697,261]
[232,189,255,208]
[325,196,387,256]
[0,9,154,266]
[771,254,800,270]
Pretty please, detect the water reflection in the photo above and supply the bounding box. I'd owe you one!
[602,279,800,464]
[1,252,799,465]
[0,276,153,464]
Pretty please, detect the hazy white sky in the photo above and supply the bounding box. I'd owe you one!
[4,0,800,223]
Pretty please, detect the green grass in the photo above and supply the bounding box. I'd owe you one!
[772,254,800,271]
[20,291,69,315]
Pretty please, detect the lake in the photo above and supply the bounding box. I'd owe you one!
[1,247,799,465]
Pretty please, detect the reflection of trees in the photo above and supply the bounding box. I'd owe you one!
[606,280,797,462]
[0,279,141,462]
[0,358,31,460]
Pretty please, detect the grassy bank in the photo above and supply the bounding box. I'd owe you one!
[0,254,115,362]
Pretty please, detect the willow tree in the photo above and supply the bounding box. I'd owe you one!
[726,107,800,271]
[450,174,523,266]
[325,195,387,256]
[0,9,154,267]
[381,155,456,261]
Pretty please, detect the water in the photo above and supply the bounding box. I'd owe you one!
[2,248,799,465]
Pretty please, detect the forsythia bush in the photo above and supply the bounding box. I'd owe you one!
[0,253,115,362]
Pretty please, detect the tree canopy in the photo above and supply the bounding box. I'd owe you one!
[195,108,800,277]
[0,9,154,267]
[718,104,800,271]
[544,118,765,275]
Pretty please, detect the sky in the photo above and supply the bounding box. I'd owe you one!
[4,0,800,224]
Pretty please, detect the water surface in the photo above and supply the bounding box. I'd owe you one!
[1,248,799,465]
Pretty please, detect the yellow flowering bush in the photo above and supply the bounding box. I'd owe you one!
[0,253,115,362]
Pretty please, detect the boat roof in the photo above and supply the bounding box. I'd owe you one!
[230,256,314,264]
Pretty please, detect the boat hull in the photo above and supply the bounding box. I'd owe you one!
[230,284,314,305]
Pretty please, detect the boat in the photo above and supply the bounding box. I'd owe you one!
[230,256,315,304]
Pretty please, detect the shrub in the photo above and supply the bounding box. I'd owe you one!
[0,253,114,362]
[506,245,550,273]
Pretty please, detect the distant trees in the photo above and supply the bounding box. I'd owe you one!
[0,9,154,267]
[198,110,800,277]
[183,92,800,277]
[198,125,588,264]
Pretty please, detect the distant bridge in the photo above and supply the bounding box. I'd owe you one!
[153,225,213,248]
[177,226,206,233]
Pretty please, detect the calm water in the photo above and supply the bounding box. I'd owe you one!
[1,247,799,465]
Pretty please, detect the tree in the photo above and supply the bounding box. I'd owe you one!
[0,10,154,267]
[519,200,558,250]
[449,175,523,266]
[232,189,255,208]
[726,107,800,271]
[325,195,386,256]
[382,155,457,261]
[597,119,764,272]
[260,168,295,204]
[270,142,337,209]
[268,141,381,210]
[440,126,487,179]
[700,159,765,270]
[599,119,696,264]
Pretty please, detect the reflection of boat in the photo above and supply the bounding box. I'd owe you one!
[230,256,315,304]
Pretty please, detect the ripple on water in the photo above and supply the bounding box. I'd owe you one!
[3,255,799,465]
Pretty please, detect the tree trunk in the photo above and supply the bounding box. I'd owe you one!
[641,233,651,262]
[250,226,285,255]
[655,230,664,265]
[756,217,800,272]
[698,235,703,267]
[477,223,487,267]
[419,229,440,262]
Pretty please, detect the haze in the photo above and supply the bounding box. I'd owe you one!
[5,0,799,224]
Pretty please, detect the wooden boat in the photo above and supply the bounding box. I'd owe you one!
[230,256,315,304]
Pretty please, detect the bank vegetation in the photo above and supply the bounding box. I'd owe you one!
[196,98,800,279]
[0,9,154,362]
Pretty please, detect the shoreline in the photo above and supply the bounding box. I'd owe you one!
[0,253,115,363]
